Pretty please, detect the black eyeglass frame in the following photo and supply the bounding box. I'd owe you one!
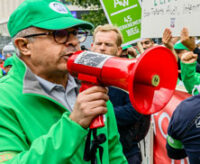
[22,29,88,44]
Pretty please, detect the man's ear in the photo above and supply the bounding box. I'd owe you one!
[14,38,31,56]
[116,46,122,57]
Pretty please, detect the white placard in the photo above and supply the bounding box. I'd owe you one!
[141,0,200,38]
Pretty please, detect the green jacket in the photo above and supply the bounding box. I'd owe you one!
[0,56,127,164]
[181,61,200,95]
[0,68,3,78]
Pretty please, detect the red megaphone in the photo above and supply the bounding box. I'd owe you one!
[67,45,178,129]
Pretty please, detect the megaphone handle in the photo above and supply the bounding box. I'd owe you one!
[79,82,105,129]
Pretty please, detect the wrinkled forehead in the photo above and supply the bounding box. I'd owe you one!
[94,31,118,44]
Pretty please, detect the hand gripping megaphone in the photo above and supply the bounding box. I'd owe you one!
[67,46,178,129]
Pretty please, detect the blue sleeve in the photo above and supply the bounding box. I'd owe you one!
[108,87,142,126]
[166,103,187,159]
[167,95,200,163]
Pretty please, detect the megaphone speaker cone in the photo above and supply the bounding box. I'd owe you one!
[129,46,178,114]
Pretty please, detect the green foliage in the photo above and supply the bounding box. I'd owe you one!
[65,0,101,8]
[66,0,108,29]
[81,9,108,28]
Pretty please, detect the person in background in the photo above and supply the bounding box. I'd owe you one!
[181,27,200,64]
[162,28,200,87]
[161,28,185,88]
[179,51,200,95]
[162,28,178,61]
[174,41,189,59]
[0,0,127,163]
[166,27,200,164]
[177,27,200,95]
[166,63,200,163]
[173,41,191,81]
[0,54,5,69]
[173,40,200,88]
[140,38,156,51]
[3,56,13,74]
[121,45,138,59]
[5,53,12,59]
[91,24,150,164]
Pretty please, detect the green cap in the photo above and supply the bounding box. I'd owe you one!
[174,41,189,51]
[122,45,132,51]
[8,0,93,37]
[4,57,13,67]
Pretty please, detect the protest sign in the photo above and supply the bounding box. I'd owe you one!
[100,0,142,46]
[141,0,200,38]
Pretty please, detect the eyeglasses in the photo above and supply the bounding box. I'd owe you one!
[23,29,88,43]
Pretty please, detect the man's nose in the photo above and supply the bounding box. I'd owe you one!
[99,44,106,50]
[143,44,148,50]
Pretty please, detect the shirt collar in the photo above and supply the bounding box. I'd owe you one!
[35,74,78,93]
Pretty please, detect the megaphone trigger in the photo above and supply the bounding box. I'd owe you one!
[77,74,105,129]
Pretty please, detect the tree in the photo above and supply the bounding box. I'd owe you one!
[65,0,108,29]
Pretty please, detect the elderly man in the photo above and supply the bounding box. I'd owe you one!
[0,0,127,163]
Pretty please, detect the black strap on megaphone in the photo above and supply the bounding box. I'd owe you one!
[84,128,106,164]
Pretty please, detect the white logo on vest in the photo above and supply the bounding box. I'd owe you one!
[49,2,69,14]
[195,116,200,128]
